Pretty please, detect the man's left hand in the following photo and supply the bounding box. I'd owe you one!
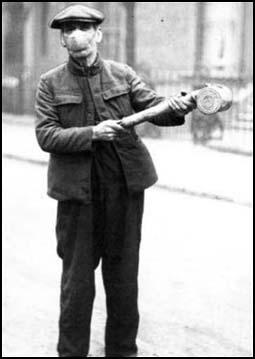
[168,94,196,115]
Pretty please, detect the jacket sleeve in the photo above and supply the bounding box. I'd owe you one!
[35,77,93,154]
[125,65,185,127]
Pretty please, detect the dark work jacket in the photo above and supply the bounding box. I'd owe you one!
[35,55,185,202]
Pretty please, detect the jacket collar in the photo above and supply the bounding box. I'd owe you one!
[67,53,103,77]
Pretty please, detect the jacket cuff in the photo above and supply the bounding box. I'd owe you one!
[79,126,93,151]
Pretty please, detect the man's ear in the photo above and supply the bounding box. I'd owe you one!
[95,27,103,44]
[60,32,66,48]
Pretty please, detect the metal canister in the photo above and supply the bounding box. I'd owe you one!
[196,84,233,115]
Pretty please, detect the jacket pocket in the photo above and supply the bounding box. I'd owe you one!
[54,93,83,127]
[102,85,132,118]
[102,85,130,100]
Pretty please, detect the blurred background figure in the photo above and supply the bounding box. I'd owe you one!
[191,110,224,144]
[2,2,253,154]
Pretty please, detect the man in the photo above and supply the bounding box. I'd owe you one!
[35,4,195,357]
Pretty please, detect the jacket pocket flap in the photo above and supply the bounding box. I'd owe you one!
[54,93,83,105]
[102,86,130,100]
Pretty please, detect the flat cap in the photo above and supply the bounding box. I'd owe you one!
[49,4,105,29]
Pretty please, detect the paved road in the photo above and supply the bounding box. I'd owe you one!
[2,158,253,357]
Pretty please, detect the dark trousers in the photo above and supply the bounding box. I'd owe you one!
[56,181,144,357]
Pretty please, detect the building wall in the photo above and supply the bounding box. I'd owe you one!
[135,2,197,75]
[2,4,7,75]
[201,2,244,78]
[31,3,68,78]
[97,2,127,62]
[22,3,69,112]
[135,2,253,80]
[241,2,253,79]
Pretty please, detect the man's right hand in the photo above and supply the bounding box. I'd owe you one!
[92,119,128,141]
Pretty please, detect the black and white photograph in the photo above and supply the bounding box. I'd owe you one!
[2,2,253,357]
